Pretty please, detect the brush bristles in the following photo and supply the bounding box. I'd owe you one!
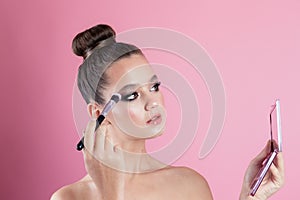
[111,93,121,103]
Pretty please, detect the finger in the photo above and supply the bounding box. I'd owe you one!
[113,144,126,171]
[99,123,115,154]
[252,140,272,165]
[94,125,106,155]
[269,163,279,178]
[99,132,116,162]
[269,163,284,188]
[84,119,96,153]
[106,134,115,154]
[271,139,279,151]
[83,146,93,160]
[113,144,122,153]
[273,152,284,175]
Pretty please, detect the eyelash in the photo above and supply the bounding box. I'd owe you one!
[150,82,161,92]
[124,82,161,101]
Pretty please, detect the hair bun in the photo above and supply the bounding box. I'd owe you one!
[72,24,116,59]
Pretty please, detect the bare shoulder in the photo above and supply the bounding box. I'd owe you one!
[50,184,76,200]
[50,176,96,200]
[159,166,213,200]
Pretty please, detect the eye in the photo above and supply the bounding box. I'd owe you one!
[150,82,161,92]
[123,92,139,101]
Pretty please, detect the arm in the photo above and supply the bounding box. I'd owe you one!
[82,119,126,200]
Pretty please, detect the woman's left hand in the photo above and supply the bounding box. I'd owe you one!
[239,140,284,200]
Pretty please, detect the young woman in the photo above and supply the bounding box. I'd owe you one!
[51,24,284,200]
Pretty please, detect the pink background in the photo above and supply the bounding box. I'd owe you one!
[1,0,299,199]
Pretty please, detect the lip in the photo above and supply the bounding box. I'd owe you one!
[146,114,162,125]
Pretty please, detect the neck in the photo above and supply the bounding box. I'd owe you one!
[108,124,149,154]
[120,150,167,174]
[119,138,147,153]
[107,127,166,174]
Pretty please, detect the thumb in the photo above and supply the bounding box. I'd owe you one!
[252,140,272,165]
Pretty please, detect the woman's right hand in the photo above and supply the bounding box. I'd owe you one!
[83,119,125,200]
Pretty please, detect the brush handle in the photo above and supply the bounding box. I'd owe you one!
[76,115,105,151]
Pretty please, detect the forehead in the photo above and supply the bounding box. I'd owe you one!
[107,55,156,91]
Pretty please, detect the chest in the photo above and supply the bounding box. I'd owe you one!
[82,173,187,200]
[122,178,185,200]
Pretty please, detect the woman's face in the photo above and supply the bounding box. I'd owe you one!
[104,54,166,139]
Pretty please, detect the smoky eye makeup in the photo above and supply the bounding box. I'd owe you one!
[118,84,140,102]
[150,81,161,92]
[119,81,162,102]
[121,91,139,101]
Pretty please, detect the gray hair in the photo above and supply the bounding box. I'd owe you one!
[77,42,143,105]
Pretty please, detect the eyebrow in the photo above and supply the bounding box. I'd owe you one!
[117,75,158,93]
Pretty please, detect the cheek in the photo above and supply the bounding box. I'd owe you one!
[158,92,165,106]
[128,104,145,125]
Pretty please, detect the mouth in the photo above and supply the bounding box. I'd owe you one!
[146,114,162,125]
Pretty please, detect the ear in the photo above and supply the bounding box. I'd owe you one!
[87,102,102,120]
[86,102,112,125]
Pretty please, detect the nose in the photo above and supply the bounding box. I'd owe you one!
[145,96,159,111]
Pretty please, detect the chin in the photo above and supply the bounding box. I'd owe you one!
[145,127,165,139]
[151,132,163,139]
